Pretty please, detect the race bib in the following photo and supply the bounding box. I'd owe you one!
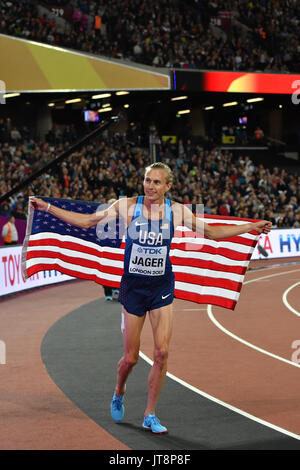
[129,243,167,276]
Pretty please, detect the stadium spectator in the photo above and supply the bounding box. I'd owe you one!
[0,0,299,72]
[293,211,300,228]
[254,126,264,141]
[0,112,298,234]
[10,126,22,142]
[0,203,11,217]
[1,215,19,245]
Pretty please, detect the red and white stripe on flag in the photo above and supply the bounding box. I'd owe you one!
[23,214,259,311]
[171,215,259,310]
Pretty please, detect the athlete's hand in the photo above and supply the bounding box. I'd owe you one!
[29,196,48,211]
[251,220,272,234]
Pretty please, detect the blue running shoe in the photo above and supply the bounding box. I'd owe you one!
[110,392,125,422]
[142,414,168,434]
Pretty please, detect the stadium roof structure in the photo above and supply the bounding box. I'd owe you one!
[0,34,170,93]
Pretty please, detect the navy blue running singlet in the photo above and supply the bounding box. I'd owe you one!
[124,196,174,278]
[118,196,175,316]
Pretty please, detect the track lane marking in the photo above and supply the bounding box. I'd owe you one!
[282,281,300,317]
[139,350,300,441]
[208,269,300,369]
[140,267,300,441]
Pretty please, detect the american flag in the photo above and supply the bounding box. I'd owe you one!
[22,197,260,310]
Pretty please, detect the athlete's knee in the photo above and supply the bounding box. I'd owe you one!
[122,353,139,370]
[153,346,169,368]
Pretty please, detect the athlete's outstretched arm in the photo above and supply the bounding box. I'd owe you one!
[204,218,272,238]
[177,203,272,239]
[29,196,120,229]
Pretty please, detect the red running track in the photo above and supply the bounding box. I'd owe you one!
[0,257,299,448]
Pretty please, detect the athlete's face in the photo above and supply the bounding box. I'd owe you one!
[143,169,171,203]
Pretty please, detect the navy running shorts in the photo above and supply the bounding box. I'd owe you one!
[118,274,175,317]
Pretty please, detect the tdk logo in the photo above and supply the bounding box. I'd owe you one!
[141,247,162,255]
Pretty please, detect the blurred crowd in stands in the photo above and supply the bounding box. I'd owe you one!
[0,0,299,72]
[0,1,299,232]
[0,118,299,230]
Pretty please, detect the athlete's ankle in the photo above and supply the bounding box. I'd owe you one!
[115,384,126,397]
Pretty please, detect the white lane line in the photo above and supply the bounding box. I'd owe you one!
[207,306,300,369]
[139,351,300,441]
[207,269,300,369]
[282,281,300,317]
[139,268,300,441]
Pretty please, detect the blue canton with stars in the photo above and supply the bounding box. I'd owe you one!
[32,197,122,248]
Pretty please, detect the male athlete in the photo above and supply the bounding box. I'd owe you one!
[29,162,271,434]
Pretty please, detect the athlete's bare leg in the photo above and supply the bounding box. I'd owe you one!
[114,306,146,397]
[144,303,173,416]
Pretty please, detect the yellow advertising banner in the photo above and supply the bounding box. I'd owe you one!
[222,135,236,144]
[0,34,170,92]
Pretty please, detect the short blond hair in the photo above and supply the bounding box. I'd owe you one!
[145,162,174,185]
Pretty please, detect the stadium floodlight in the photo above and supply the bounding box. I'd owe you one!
[204,106,214,110]
[171,96,188,101]
[116,91,129,95]
[177,109,190,114]
[98,107,112,113]
[48,103,55,107]
[65,98,82,104]
[222,101,238,107]
[246,97,264,103]
[123,104,130,108]
[3,93,20,98]
[92,93,111,99]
